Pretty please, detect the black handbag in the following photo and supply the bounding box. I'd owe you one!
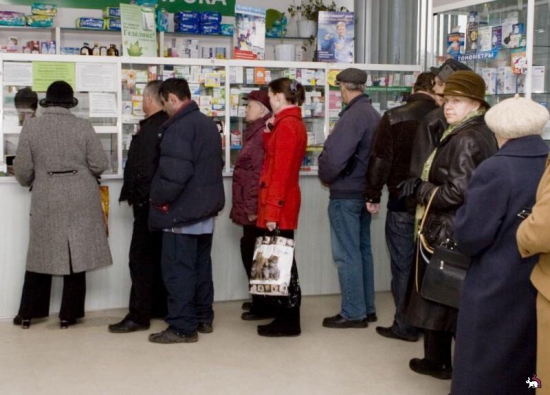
[416,188,471,309]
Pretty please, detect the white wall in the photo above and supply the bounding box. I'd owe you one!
[0,178,391,319]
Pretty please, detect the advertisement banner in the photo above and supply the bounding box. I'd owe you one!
[233,4,266,60]
[317,11,355,63]
[0,0,237,16]
[120,4,158,57]
[32,62,75,92]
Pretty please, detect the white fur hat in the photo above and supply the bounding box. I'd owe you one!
[485,94,549,139]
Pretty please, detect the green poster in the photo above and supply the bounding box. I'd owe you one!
[32,62,75,92]
[0,0,236,16]
[120,4,158,57]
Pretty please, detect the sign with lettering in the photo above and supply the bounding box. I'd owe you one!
[120,4,158,57]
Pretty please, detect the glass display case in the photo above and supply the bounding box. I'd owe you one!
[0,54,120,176]
[432,0,549,138]
[327,64,422,134]
[1,54,426,176]
[227,60,326,173]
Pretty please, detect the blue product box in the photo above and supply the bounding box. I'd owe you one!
[175,22,200,34]
[200,11,221,24]
[76,17,104,30]
[174,11,200,24]
[105,18,121,31]
[200,23,220,35]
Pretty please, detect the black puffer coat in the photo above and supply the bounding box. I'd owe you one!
[405,115,498,332]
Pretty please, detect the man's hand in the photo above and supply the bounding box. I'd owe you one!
[397,178,422,199]
[366,202,380,214]
[266,221,277,232]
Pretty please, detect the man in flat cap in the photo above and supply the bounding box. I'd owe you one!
[318,68,381,328]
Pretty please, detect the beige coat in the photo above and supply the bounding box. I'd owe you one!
[517,156,550,394]
[14,107,113,275]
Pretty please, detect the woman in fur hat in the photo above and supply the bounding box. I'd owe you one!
[399,70,498,380]
[452,96,549,394]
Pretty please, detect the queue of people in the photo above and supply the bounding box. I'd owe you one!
[10,63,550,394]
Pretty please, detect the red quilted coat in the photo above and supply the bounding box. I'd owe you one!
[256,106,307,230]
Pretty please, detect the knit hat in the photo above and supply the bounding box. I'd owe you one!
[245,90,272,112]
[485,94,549,139]
[39,81,78,108]
[430,59,472,82]
[440,71,490,109]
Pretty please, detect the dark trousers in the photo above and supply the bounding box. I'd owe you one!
[241,225,274,314]
[127,204,167,324]
[385,210,418,337]
[266,229,301,327]
[161,232,214,335]
[18,270,86,321]
[424,329,453,366]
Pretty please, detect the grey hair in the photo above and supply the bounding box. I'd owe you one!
[341,82,365,92]
[250,100,270,115]
[143,80,163,105]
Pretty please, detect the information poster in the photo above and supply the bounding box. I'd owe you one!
[317,11,355,63]
[4,62,33,86]
[233,4,266,60]
[32,62,75,92]
[89,92,118,117]
[76,63,118,92]
[120,3,158,57]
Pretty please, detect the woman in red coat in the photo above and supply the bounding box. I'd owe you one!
[256,78,307,337]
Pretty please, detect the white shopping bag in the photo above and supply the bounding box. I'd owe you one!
[249,235,295,296]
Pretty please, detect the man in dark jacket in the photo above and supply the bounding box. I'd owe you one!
[318,68,381,328]
[109,81,169,334]
[365,72,438,342]
[409,59,472,178]
[148,78,225,344]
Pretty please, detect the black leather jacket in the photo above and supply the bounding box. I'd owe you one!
[365,93,438,209]
[409,107,448,178]
[415,115,498,248]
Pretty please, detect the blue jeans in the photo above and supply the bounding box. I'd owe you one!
[161,232,214,335]
[328,199,375,320]
[385,210,418,337]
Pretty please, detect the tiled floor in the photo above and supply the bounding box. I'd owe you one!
[0,293,450,395]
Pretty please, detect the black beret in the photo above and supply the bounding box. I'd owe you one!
[336,68,367,85]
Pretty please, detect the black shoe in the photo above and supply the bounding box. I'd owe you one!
[409,358,452,380]
[367,313,378,323]
[242,302,253,311]
[148,328,198,344]
[241,311,276,321]
[322,314,368,329]
[257,319,301,337]
[21,319,31,329]
[60,319,77,329]
[376,326,418,342]
[13,315,23,326]
[197,323,213,334]
[108,318,150,334]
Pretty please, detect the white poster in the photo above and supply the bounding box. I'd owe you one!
[89,92,118,118]
[3,62,33,86]
[76,63,118,92]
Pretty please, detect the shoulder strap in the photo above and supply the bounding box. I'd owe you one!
[418,187,439,254]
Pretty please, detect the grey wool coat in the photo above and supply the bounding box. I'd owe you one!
[14,107,113,275]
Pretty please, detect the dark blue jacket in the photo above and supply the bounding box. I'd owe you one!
[149,101,225,230]
[452,135,548,395]
[318,94,381,199]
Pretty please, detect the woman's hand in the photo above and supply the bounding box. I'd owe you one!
[247,214,257,222]
[266,222,277,231]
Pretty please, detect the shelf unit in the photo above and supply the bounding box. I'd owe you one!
[0,53,423,176]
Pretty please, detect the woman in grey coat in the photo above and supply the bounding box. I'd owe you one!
[13,81,113,329]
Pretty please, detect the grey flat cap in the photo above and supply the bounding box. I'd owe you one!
[336,68,367,84]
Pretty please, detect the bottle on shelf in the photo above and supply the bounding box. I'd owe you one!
[99,44,108,56]
[92,42,100,56]
[107,44,119,56]
[80,42,92,56]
